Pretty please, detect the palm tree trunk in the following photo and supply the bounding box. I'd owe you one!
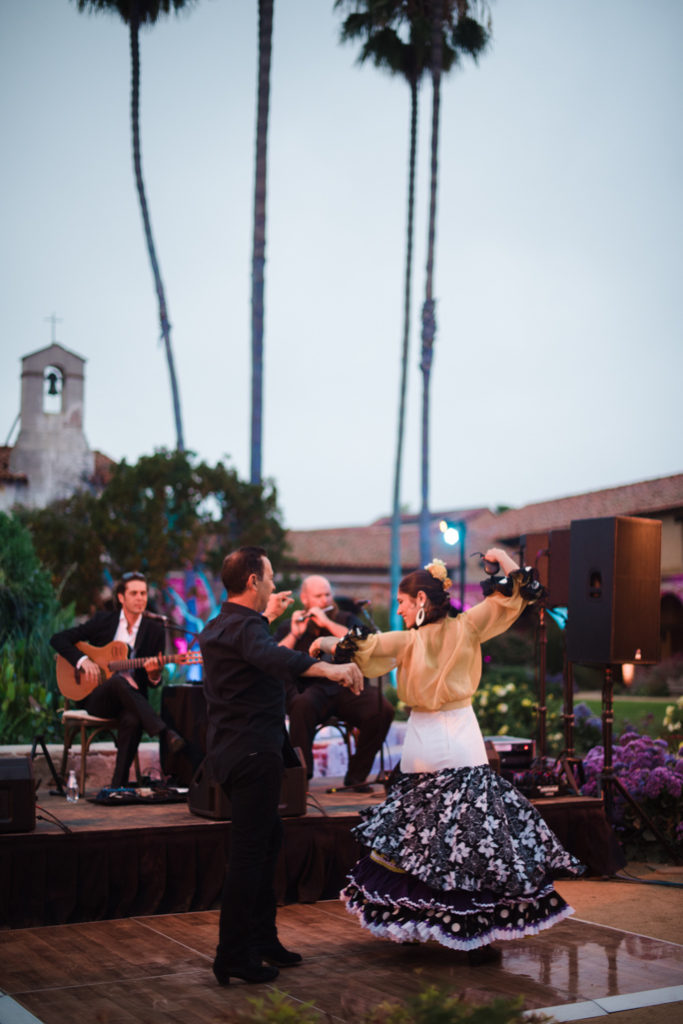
[390,73,419,630]
[250,0,274,485]
[418,0,443,565]
[129,9,185,451]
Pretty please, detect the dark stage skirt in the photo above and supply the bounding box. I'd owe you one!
[341,765,584,950]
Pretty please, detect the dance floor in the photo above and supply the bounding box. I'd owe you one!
[1,776,681,1022]
[1,894,682,1023]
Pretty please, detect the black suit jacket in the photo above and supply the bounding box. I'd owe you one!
[50,610,166,697]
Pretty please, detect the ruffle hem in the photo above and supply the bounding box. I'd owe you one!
[341,764,584,950]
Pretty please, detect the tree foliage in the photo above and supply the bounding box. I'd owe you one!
[0,513,74,742]
[19,450,289,613]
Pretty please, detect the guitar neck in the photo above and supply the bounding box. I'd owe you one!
[108,653,184,674]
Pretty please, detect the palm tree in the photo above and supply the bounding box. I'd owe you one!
[336,2,489,597]
[250,0,274,485]
[72,0,191,452]
[417,0,490,563]
[336,2,443,628]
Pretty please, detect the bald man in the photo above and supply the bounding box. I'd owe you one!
[277,576,394,789]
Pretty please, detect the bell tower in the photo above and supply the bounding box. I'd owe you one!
[8,341,95,508]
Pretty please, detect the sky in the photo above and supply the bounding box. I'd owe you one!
[1,0,681,531]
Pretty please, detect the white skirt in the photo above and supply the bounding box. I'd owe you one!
[400,705,488,773]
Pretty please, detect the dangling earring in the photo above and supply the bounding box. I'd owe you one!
[416,604,425,628]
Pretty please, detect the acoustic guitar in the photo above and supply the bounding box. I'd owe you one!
[55,640,203,700]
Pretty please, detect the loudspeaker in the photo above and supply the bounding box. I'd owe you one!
[188,749,307,820]
[521,530,570,607]
[567,516,661,665]
[0,757,36,834]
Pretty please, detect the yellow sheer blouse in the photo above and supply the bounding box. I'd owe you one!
[353,581,530,713]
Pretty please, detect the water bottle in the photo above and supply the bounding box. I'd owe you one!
[66,769,79,803]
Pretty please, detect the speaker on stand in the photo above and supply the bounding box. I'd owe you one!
[566,516,676,859]
[521,531,582,793]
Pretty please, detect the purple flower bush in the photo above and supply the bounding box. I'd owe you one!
[581,731,683,853]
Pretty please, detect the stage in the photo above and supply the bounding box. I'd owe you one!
[1,775,625,931]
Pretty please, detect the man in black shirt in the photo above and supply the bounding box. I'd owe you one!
[198,547,363,986]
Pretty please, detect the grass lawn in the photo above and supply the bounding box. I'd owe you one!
[576,695,672,740]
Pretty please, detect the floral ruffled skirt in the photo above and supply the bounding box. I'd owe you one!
[341,765,584,950]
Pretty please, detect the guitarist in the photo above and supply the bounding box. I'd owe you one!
[50,571,186,788]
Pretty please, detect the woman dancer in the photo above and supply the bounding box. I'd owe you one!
[311,548,583,964]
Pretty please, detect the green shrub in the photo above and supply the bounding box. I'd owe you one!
[474,666,565,756]
[0,512,73,743]
[234,991,319,1023]
[235,987,555,1023]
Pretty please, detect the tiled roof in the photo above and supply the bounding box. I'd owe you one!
[288,509,501,573]
[0,445,27,483]
[286,474,683,572]
[492,474,683,542]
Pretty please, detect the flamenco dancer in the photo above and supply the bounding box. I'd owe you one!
[311,547,584,965]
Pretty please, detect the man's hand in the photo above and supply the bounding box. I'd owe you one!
[144,655,162,686]
[324,662,364,695]
[304,605,333,629]
[265,590,294,623]
[80,658,102,683]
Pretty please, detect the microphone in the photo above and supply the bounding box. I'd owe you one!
[354,599,370,607]
[143,610,169,622]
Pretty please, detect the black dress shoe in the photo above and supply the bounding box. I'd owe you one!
[213,962,279,986]
[259,942,303,967]
[165,729,187,755]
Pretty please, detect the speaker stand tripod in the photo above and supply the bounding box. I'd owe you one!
[599,666,680,863]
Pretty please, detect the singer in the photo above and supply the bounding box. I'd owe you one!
[50,570,186,787]
[275,575,394,789]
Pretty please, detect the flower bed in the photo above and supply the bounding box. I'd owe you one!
[580,730,683,856]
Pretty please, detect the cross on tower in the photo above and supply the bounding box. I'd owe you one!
[44,313,63,344]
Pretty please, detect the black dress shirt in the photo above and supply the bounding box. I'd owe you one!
[198,601,316,783]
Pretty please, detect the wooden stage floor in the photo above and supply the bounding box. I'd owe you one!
[1,894,682,1024]
[2,777,681,1022]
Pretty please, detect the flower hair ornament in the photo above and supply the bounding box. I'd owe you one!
[424,558,452,592]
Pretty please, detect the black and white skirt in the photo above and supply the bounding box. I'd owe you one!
[341,765,584,950]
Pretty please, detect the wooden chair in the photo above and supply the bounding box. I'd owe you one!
[60,703,140,797]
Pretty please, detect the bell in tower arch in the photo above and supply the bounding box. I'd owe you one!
[43,364,63,414]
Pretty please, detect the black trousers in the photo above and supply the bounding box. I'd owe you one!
[287,682,395,784]
[82,674,166,787]
[215,751,283,969]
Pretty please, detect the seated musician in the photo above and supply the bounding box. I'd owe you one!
[276,575,394,790]
[50,571,185,788]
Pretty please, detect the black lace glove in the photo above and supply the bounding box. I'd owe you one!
[332,624,372,663]
[480,566,546,602]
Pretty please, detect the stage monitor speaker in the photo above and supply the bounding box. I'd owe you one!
[188,750,307,820]
[567,516,661,665]
[0,756,36,834]
[521,530,570,608]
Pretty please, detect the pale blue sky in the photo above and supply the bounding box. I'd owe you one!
[1,0,681,529]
